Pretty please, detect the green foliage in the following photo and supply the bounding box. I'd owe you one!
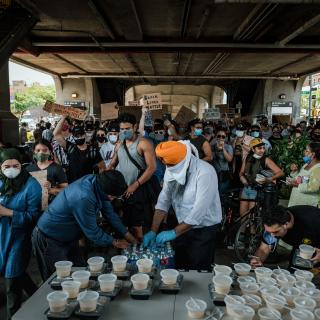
[12,84,56,117]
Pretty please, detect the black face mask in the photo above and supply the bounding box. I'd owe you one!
[75,138,85,145]
[204,127,214,135]
[96,136,106,143]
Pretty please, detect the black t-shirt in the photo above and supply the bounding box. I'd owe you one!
[66,142,103,183]
[263,206,320,250]
[26,162,67,186]
[186,135,207,159]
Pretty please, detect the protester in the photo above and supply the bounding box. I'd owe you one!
[99,122,119,166]
[203,120,216,146]
[311,125,320,142]
[0,148,42,319]
[268,125,283,147]
[250,205,320,268]
[41,122,53,142]
[287,142,320,207]
[26,139,68,202]
[19,122,28,145]
[250,124,272,154]
[260,118,272,139]
[32,170,137,281]
[32,123,42,141]
[143,140,222,270]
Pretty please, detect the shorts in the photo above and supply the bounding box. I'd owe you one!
[240,186,257,200]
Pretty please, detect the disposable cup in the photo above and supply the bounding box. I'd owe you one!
[47,291,69,313]
[136,258,153,273]
[276,274,296,288]
[54,261,73,278]
[315,308,320,320]
[234,263,251,276]
[240,282,260,295]
[111,255,127,272]
[212,275,233,295]
[185,298,207,319]
[61,280,81,299]
[214,265,232,276]
[77,290,99,312]
[131,273,150,290]
[295,280,315,291]
[263,294,286,312]
[242,294,262,310]
[258,277,277,287]
[229,305,255,320]
[290,308,315,320]
[237,276,256,286]
[255,267,273,282]
[279,287,301,306]
[71,270,90,289]
[272,268,290,278]
[302,288,320,305]
[98,273,117,292]
[294,270,314,282]
[224,295,246,316]
[299,244,315,260]
[160,269,179,285]
[87,256,104,272]
[260,285,280,298]
[257,307,281,320]
[293,296,317,311]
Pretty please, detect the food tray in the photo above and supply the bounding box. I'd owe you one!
[49,276,73,290]
[129,280,154,300]
[159,274,183,294]
[45,301,78,319]
[293,249,314,269]
[97,280,123,300]
[74,296,109,318]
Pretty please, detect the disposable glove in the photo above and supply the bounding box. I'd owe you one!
[143,231,156,247]
[155,229,176,244]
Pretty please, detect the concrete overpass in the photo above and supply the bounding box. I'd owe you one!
[2,0,320,143]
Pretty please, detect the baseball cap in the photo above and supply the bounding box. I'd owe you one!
[250,138,265,148]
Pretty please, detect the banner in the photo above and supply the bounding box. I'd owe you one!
[143,93,162,110]
[100,102,119,121]
[30,170,48,211]
[43,101,87,120]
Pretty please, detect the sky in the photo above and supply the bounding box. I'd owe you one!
[9,61,55,86]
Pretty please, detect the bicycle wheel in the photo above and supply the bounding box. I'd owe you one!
[234,213,264,263]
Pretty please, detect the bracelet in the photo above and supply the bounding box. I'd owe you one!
[136,180,141,187]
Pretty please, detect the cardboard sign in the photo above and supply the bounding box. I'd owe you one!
[101,102,119,121]
[128,100,140,106]
[174,106,197,126]
[143,93,162,110]
[119,105,169,122]
[43,101,87,120]
[203,108,220,120]
[30,170,48,211]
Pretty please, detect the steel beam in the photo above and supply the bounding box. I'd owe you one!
[53,54,88,73]
[270,54,314,74]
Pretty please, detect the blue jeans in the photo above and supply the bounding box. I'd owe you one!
[240,186,257,200]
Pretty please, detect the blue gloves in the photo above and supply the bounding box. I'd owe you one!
[143,231,156,247]
[156,230,176,244]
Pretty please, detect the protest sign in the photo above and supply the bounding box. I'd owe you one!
[143,93,162,110]
[30,170,48,210]
[43,101,87,120]
[203,108,220,120]
[128,100,140,106]
[174,106,197,126]
[100,102,119,120]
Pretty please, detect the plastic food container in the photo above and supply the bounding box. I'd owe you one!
[87,256,105,272]
[264,294,286,312]
[255,267,273,281]
[260,285,280,298]
[294,269,314,282]
[47,291,69,313]
[240,282,260,295]
[71,270,91,289]
[61,280,81,299]
[258,277,277,287]
[302,288,320,305]
[299,244,315,260]
[54,261,73,278]
[295,280,316,291]
[212,275,233,295]
[242,294,262,310]
[293,296,317,311]
[98,273,117,292]
[229,305,255,320]
[276,274,296,288]
[111,255,128,272]
[237,276,256,286]
[272,268,290,278]
[280,287,301,306]
[315,308,320,320]
[290,308,315,320]
[136,258,153,273]
[257,307,281,320]
[185,298,207,319]
[234,263,251,276]
[77,290,99,312]
[224,295,246,316]
[131,273,150,290]
[160,269,179,285]
[214,265,232,276]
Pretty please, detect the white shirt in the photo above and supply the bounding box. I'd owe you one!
[155,156,222,227]
[100,142,116,166]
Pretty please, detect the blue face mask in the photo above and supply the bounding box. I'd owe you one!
[194,129,203,136]
[119,129,133,141]
[251,131,260,138]
[303,156,311,164]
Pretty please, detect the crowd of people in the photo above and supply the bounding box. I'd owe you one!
[1,110,320,319]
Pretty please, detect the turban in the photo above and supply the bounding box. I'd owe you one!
[155,141,187,165]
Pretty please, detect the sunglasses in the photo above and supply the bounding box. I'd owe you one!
[217,135,226,138]
[97,134,105,137]
[154,130,165,135]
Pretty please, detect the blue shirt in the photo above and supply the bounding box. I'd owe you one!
[0,176,41,277]
[37,175,127,246]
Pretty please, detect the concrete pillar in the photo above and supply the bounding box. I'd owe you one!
[0,61,18,145]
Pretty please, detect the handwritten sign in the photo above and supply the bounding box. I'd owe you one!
[128,100,140,106]
[101,102,119,121]
[30,170,48,211]
[43,101,87,120]
[143,93,162,110]
[174,106,197,127]
[203,108,220,120]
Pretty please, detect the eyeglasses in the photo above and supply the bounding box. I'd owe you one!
[154,130,165,135]
[217,135,226,138]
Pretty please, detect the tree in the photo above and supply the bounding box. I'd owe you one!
[12,83,56,118]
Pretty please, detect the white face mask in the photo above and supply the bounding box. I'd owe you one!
[253,154,263,159]
[108,135,118,144]
[236,130,244,137]
[2,167,21,179]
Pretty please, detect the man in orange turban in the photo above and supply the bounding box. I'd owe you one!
[155,141,187,166]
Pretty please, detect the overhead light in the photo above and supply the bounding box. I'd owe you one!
[71,92,78,98]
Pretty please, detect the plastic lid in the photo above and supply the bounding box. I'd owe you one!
[160,269,179,277]
[131,273,150,282]
[111,255,128,262]
[224,295,245,305]
[264,294,286,305]
[290,308,315,320]
[303,288,320,298]
[293,296,317,308]
[98,273,117,282]
[47,291,69,301]
[212,275,233,286]
[242,294,262,305]
[259,277,277,286]
[237,276,256,284]
[280,287,300,296]
[214,265,232,273]
[240,283,259,291]
[87,256,104,264]
[54,261,73,267]
[258,307,281,318]
[61,280,81,288]
[77,290,99,301]
[137,258,153,265]
[229,305,255,317]
[294,270,314,279]
[185,299,207,311]
[272,269,290,277]
[72,270,90,279]
[260,285,280,296]
[234,263,251,270]
[299,244,315,252]
[295,280,316,290]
